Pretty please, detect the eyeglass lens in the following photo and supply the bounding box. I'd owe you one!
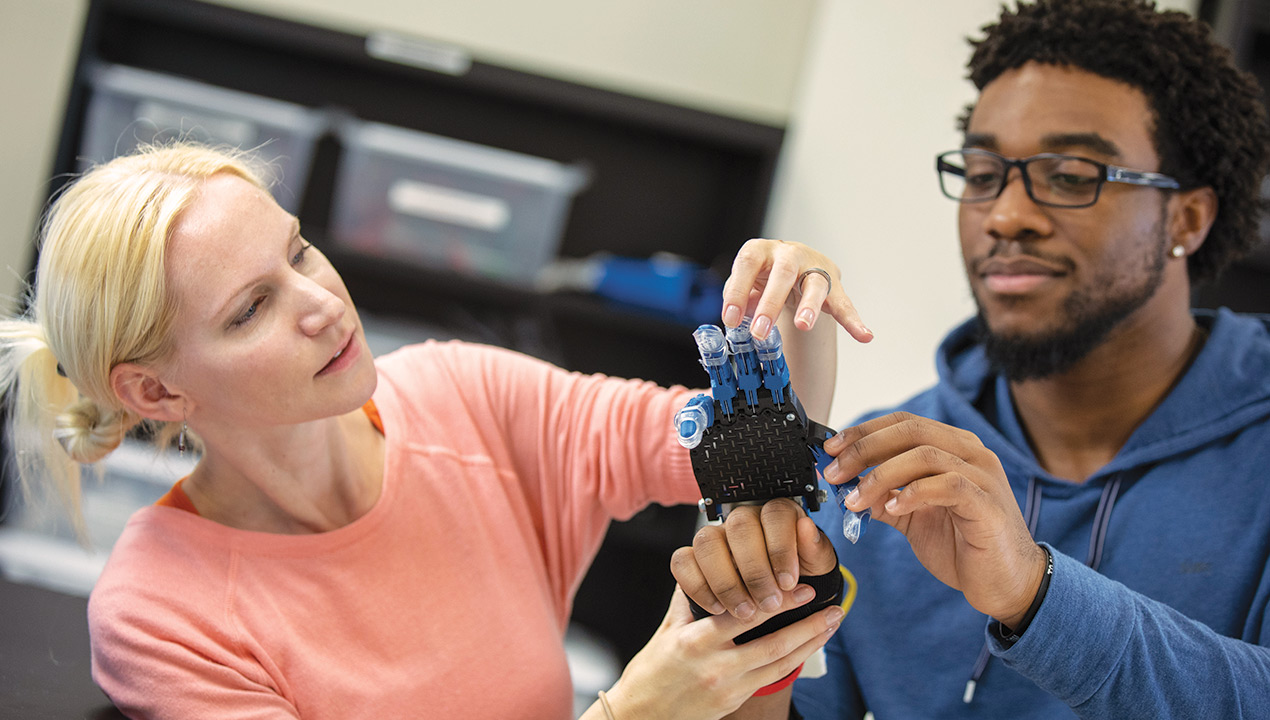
[939,151,1103,207]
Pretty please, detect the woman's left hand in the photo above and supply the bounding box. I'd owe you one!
[586,586,842,720]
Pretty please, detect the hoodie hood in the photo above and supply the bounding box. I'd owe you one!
[929,307,1270,481]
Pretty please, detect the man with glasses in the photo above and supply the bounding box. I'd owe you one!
[670,0,1270,717]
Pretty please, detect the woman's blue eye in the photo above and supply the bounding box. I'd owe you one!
[230,243,308,329]
[232,297,264,328]
[292,242,312,266]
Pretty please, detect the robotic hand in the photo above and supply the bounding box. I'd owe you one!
[674,319,870,542]
[673,318,868,647]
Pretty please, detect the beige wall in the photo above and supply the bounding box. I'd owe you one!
[208,0,817,125]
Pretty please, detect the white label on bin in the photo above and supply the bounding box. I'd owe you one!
[366,32,472,76]
[388,179,510,232]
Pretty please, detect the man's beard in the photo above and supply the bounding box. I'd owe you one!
[975,230,1169,382]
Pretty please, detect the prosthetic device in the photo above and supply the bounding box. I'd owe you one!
[674,319,869,540]
[674,319,869,647]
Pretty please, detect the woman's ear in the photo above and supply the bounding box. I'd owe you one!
[110,362,186,422]
[1168,186,1218,257]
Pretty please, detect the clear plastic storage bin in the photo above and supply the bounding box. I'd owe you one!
[330,119,588,287]
[79,63,327,213]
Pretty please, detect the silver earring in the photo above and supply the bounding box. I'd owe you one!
[1171,245,1186,258]
[178,422,187,456]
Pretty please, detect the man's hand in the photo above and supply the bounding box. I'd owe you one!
[824,411,1046,627]
[671,499,838,620]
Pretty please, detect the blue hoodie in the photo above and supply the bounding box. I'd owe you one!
[793,308,1270,719]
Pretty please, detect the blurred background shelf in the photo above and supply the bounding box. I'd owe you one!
[5,1,793,715]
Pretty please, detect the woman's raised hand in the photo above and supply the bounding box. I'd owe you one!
[721,238,871,343]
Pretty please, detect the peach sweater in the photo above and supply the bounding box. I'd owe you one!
[88,341,698,719]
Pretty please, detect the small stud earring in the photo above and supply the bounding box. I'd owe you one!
[1171,245,1186,258]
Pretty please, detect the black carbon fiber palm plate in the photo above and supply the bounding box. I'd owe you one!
[689,398,821,521]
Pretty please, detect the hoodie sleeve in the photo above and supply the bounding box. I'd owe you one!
[990,543,1270,718]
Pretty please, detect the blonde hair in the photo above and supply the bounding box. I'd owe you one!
[0,142,273,538]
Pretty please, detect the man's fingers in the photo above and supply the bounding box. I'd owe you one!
[724,509,784,615]
[877,471,994,521]
[691,524,760,619]
[694,582,821,642]
[760,499,804,591]
[670,547,724,616]
[824,412,989,486]
[823,410,917,455]
[844,443,970,510]
[796,516,839,576]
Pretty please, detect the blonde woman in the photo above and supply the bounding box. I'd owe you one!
[0,142,864,719]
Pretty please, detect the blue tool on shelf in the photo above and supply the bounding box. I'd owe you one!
[539,252,724,326]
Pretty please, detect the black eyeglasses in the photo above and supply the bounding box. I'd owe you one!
[935,148,1181,208]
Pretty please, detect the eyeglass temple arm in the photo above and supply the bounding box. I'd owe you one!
[1106,166,1180,189]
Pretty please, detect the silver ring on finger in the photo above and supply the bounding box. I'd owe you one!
[798,267,832,294]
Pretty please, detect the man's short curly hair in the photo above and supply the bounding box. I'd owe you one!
[960,0,1270,286]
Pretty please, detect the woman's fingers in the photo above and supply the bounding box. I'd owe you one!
[613,581,838,720]
[746,251,801,341]
[721,239,773,329]
[792,269,832,331]
[732,603,844,685]
[720,238,872,343]
[821,285,873,344]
